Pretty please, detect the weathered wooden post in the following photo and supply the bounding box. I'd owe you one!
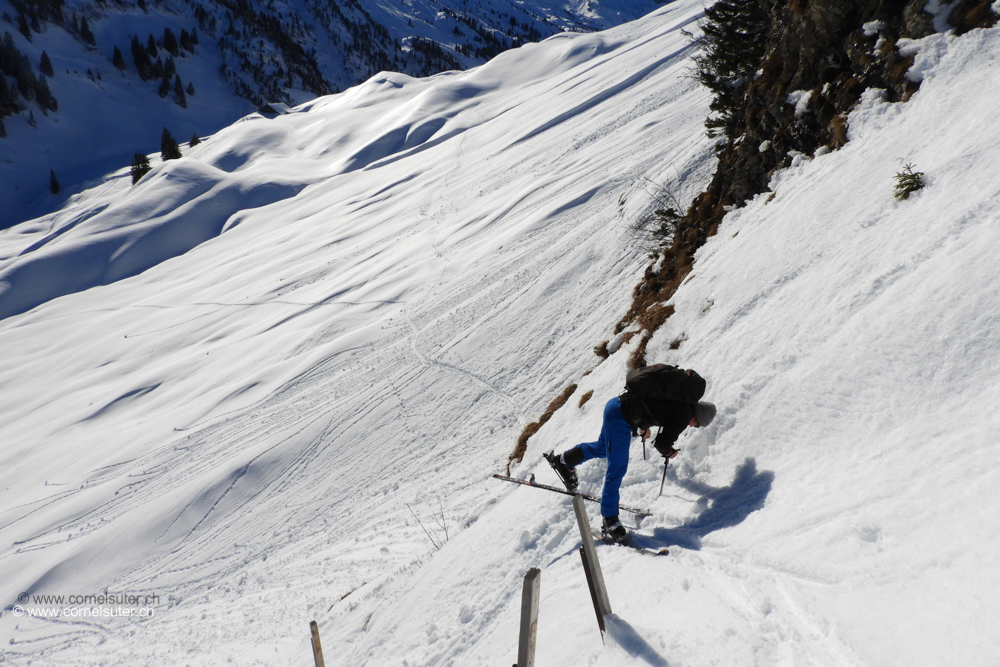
[310,620,326,667]
[573,494,611,633]
[578,547,606,634]
[516,567,541,667]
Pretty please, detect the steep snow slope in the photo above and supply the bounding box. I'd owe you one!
[0,2,714,664]
[3,4,998,667]
[423,25,1000,667]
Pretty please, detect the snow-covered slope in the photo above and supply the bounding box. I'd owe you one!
[0,0,663,229]
[0,2,714,663]
[3,3,1000,666]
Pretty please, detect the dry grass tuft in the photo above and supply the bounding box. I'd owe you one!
[885,54,915,89]
[625,303,676,369]
[645,304,676,331]
[507,383,578,472]
[628,335,650,370]
[829,114,849,149]
[950,0,999,33]
[578,390,594,408]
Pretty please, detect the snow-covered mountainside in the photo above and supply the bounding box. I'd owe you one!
[0,0,662,228]
[2,1,1000,666]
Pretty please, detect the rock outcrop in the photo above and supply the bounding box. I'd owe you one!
[619,0,997,366]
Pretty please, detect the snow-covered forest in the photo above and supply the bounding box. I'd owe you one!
[1,0,999,665]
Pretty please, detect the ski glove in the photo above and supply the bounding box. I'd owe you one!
[655,442,679,460]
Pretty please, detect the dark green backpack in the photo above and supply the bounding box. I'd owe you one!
[625,364,706,405]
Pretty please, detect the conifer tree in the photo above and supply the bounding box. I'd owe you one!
[173,74,186,107]
[0,117,6,138]
[186,81,195,96]
[130,36,152,80]
[80,16,95,46]
[17,14,30,41]
[0,68,20,118]
[35,75,57,112]
[39,51,53,77]
[113,46,125,70]
[691,0,770,139]
[160,127,181,160]
[131,153,151,184]
[13,53,38,103]
[146,34,157,58]
[28,109,36,127]
[163,28,178,56]
[189,132,200,146]
[49,169,60,194]
[158,75,170,98]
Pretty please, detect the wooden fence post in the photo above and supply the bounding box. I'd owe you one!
[578,547,606,634]
[516,567,541,667]
[310,620,326,667]
[572,494,612,631]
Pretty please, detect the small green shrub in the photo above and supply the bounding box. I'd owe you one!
[894,164,925,200]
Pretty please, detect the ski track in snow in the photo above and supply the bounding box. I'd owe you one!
[0,4,718,664]
[2,4,1000,667]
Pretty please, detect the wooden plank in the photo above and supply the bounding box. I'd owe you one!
[578,547,606,635]
[573,494,612,619]
[310,620,326,667]
[517,567,541,667]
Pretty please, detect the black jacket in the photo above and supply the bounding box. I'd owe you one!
[620,392,693,456]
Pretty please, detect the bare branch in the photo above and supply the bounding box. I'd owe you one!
[406,503,440,550]
[623,178,685,257]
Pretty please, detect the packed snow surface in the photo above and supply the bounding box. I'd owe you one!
[2,3,1000,666]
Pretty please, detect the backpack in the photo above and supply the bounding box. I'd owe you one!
[625,364,706,405]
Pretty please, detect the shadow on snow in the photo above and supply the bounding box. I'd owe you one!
[605,614,671,666]
[648,457,773,551]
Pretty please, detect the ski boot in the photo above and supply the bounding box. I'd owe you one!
[543,450,578,494]
[601,516,628,545]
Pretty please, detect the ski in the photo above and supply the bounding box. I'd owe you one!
[491,474,653,517]
[592,531,669,557]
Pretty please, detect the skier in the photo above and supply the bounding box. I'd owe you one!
[545,367,715,544]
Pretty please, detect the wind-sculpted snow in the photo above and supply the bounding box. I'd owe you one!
[0,0,667,230]
[1,4,999,667]
[0,4,716,664]
[0,160,306,320]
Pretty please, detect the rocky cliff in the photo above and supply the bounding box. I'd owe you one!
[619,0,997,366]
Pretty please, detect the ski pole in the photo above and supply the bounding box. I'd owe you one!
[641,432,647,461]
[659,459,668,496]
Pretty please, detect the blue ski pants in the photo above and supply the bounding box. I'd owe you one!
[569,396,633,518]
